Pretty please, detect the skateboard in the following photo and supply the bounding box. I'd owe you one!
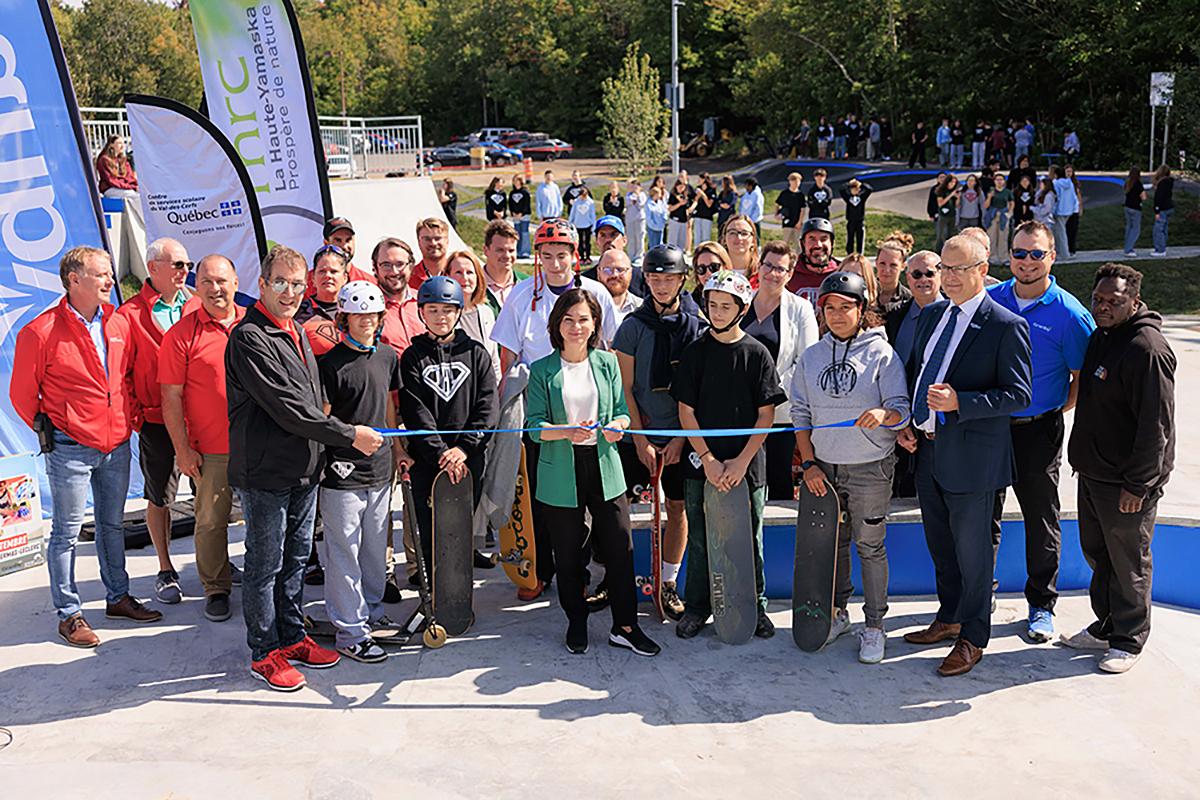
[635,453,666,621]
[400,468,447,648]
[432,468,475,636]
[792,479,842,652]
[497,445,538,591]
[304,612,413,646]
[703,481,758,645]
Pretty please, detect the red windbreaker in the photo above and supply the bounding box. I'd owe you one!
[10,296,138,453]
[116,280,199,427]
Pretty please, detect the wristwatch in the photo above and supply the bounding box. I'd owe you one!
[801,460,817,470]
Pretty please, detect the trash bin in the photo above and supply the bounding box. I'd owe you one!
[470,146,488,169]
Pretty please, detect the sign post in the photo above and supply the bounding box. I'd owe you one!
[1149,72,1175,170]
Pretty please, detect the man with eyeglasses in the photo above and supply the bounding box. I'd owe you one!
[583,216,645,298]
[596,249,642,327]
[986,220,1095,643]
[900,234,1031,677]
[885,250,943,366]
[226,245,385,691]
[118,237,200,605]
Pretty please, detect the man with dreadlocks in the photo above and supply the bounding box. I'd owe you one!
[491,218,619,599]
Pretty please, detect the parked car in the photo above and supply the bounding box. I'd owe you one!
[505,131,547,148]
[424,146,477,168]
[480,141,523,165]
[522,138,573,160]
[469,127,516,143]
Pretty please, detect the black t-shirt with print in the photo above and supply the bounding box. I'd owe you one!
[951,124,965,145]
[775,188,807,226]
[668,184,697,222]
[807,184,834,220]
[693,183,718,220]
[319,343,402,489]
[972,125,989,143]
[508,188,531,216]
[486,189,508,220]
[671,333,785,488]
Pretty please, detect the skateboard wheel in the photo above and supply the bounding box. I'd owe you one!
[489,552,500,566]
[423,624,448,649]
[519,559,531,572]
[641,583,654,596]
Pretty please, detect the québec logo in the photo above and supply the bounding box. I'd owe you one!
[220,200,242,217]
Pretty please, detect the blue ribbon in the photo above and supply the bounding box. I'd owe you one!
[374,418,892,439]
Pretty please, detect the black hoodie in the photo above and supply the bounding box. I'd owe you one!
[1068,305,1175,497]
[399,330,499,465]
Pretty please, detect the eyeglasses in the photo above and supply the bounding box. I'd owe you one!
[600,266,631,276]
[268,278,307,295]
[761,263,792,275]
[1011,248,1052,260]
[169,260,195,271]
[694,262,721,275]
[909,269,939,279]
[936,259,986,273]
[726,229,754,239]
[376,260,411,272]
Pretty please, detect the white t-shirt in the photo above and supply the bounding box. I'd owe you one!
[560,356,599,445]
[491,274,619,366]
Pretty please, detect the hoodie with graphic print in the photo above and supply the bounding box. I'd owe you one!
[399,329,499,466]
[790,327,910,465]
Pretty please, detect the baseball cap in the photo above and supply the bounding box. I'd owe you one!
[594,215,625,236]
[323,216,355,239]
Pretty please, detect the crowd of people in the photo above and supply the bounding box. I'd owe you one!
[11,179,1176,690]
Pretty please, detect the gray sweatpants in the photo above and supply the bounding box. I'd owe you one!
[818,457,894,629]
[319,484,391,648]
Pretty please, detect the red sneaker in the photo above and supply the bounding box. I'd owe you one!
[250,651,306,692]
[517,580,546,602]
[279,635,340,669]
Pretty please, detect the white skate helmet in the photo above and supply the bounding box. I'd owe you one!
[702,269,754,309]
[337,280,386,314]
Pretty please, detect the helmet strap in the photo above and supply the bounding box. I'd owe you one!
[418,305,461,343]
[705,295,747,334]
[343,331,377,353]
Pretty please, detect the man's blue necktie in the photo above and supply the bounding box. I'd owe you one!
[913,305,961,425]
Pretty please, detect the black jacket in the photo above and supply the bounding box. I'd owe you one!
[226,304,355,490]
[1068,306,1176,497]
[399,330,498,465]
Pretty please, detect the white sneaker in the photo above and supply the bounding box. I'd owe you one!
[858,627,885,664]
[1150,250,1167,257]
[1123,250,1137,257]
[1059,627,1108,650]
[1099,648,1140,673]
[824,608,851,647]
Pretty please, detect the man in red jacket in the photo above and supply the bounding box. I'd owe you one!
[117,238,199,605]
[11,246,163,648]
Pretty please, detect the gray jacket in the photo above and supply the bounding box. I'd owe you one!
[790,327,910,464]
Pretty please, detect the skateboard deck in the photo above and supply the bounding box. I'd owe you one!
[432,468,475,636]
[400,470,446,648]
[793,479,842,652]
[497,445,538,591]
[304,611,414,646]
[703,481,758,645]
[635,453,666,620]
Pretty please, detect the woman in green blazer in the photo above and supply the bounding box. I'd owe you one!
[526,288,661,658]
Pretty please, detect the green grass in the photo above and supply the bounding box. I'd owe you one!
[120,274,142,301]
[1075,193,1200,250]
[760,210,938,253]
[1053,257,1200,316]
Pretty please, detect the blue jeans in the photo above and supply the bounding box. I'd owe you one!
[238,484,318,661]
[514,217,531,258]
[1123,207,1142,252]
[45,433,132,619]
[834,136,847,159]
[951,144,964,168]
[1152,208,1173,253]
[647,227,664,248]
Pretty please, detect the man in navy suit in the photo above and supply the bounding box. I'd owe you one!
[900,234,1032,676]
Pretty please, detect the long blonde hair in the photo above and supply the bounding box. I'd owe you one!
[840,253,879,306]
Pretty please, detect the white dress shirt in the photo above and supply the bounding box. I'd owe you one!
[915,289,986,433]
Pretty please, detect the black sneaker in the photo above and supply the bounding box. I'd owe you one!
[755,610,776,639]
[584,587,610,614]
[474,549,497,570]
[339,638,388,664]
[155,570,183,604]
[675,611,708,639]
[407,572,421,588]
[566,619,589,654]
[303,565,325,586]
[609,625,661,657]
[204,593,231,622]
[662,581,685,621]
[383,575,402,604]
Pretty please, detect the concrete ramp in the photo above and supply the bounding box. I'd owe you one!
[329,177,467,267]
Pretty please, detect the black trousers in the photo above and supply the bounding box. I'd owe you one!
[1078,477,1159,654]
[992,411,1064,610]
[764,425,796,501]
[845,219,865,254]
[541,446,637,628]
[1066,212,1080,254]
[411,453,484,571]
[916,436,995,648]
[908,144,927,168]
[576,226,592,261]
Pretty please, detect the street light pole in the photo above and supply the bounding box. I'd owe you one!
[671,0,681,176]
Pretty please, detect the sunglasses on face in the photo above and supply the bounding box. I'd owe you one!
[1011,248,1052,260]
[909,269,938,279]
[694,262,721,274]
[169,260,195,271]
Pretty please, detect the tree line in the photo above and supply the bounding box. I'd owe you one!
[52,0,1199,169]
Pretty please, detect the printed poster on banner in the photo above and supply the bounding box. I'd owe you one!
[0,0,110,470]
[125,95,268,300]
[190,0,332,262]
[0,453,46,578]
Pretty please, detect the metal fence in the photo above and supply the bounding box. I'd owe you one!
[79,108,425,178]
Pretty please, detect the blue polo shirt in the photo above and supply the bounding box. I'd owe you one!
[988,276,1095,417]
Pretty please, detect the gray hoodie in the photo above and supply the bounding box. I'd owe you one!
[790,327,911,465]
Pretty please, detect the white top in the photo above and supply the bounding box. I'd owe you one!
[560,356,599,445]
[915,289,987,433]
[491,274,618,366]
[611,292,644,328]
